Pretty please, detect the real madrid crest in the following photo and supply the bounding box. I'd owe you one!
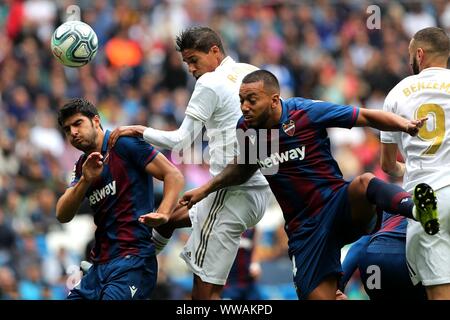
[282,119,295,136]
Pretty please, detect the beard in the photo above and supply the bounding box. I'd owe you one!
[247,110,271,129]
[412,56,420,75]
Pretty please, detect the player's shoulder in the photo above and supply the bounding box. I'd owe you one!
[195,72,222,94]
[197,71,216,84]
[114,135,149,153]
[115,135,140,145]
[234,62,259,72]
[385,75,416,102]
[393,74,417,90]
[284,97,315,110]
[197,60,234,86]
[197,57,256,87]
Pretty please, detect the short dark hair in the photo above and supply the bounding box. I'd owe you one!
[57,98,99,128]
[242,70,280,93]
[413,27,449,57]
[175,26,225,54]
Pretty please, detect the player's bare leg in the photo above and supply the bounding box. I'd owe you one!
[425,283,450,300]
[192,274,223,300]
[306,275,339,300]
[347,173,379,233]
[347,173,432,234]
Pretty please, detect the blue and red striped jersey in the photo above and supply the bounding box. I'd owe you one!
[70,130,159,263]
[372,212,406,239]
[238,98,359,243]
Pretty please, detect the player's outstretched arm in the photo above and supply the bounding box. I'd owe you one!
[56,152,104,223]
[139,153,185,228]
[108,116,203,151]
[355,108,427,136]
[180,161,258,209]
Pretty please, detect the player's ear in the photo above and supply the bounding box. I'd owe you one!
[210,45,220,55]
[271,93,280,108]
[416,47,425,63]
[92,115,101,129]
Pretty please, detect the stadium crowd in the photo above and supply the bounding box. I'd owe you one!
[0,0,449,299]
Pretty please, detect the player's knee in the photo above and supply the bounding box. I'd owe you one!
[357,173,375,191]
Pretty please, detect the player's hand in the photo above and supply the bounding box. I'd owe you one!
[406,117,428,136]
[108,125,147,150]
[82,152,104,183]
[179,186,208,209]
[138,212,169,227]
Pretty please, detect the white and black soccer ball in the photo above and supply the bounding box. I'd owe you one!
[51,20,98,67]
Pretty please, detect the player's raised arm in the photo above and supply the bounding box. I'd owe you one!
[109,115,203,151]
[180,160,258,209]
[56,152,104,223]
[355,108,427,136]
[138,153,185,227]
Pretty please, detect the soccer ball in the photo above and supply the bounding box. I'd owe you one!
[51,21,98,67]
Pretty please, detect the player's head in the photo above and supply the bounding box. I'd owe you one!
[240,70,281,128]
[409,27,449,75]
[57,98,102,152]
[176,26,225,79]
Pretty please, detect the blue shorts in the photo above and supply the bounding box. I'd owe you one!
[358,236,426,300]
[290,183,358,299]
[67,255,157,300]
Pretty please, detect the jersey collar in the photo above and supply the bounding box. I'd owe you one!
[420,67,448,74]
[101,130,111,155]
[278,99,289,126]
[220,56,234,67]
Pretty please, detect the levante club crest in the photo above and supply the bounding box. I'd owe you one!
[282,120,295,136]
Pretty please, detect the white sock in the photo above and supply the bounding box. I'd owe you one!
[152,229,170,255]
[80,260,93,274]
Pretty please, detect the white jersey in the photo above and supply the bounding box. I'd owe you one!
[185,56,267,187]
[380,67,450,192]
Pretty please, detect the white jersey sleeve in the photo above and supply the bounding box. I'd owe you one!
[185,82,220,123]
[380,91,401,144]
[143,115,203,150]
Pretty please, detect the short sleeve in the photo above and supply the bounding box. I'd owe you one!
[303,99,359,129]
[185,82,219,123]
[69,155,85,187]
[115,137,159,170]
[380,93,399,144]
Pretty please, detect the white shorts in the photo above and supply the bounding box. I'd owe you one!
[180,185,271,285]
[406,185,450,286]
